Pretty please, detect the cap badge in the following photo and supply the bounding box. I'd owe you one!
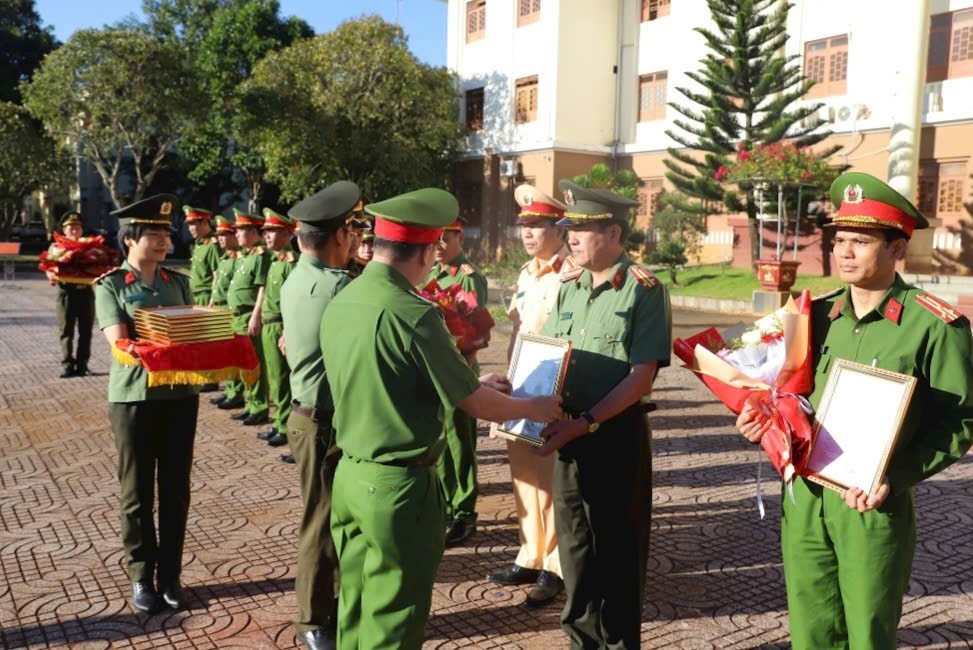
[160,201,173,215]
[563,189,575,205]
[523,193,533,206]
[843,184,864,205]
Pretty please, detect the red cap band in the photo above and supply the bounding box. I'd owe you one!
[261,216,294,231]
[518,201,564,217]
[374,218,444,244]
[836,198,915,237]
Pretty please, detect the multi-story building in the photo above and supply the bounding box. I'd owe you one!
[446,0,973,274]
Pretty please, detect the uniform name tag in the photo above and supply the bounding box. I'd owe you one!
[561,312,572,320]
[125,292,146,303]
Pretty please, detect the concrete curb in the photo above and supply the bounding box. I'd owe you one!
[668,294,754,315]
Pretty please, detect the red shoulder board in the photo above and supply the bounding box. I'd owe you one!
[251,246,265,256]
[628,265,659,289]
[92,267,122,284]
[915,292,963,324]
[459,263,475,276]
[561,266,584,283]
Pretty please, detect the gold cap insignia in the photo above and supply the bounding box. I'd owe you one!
[523,193,533,205]
[843,184,864,204]
[160,201,173,215]
[563,189,575,205]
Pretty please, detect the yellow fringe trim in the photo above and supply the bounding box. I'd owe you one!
[54,276,96,285]
[112,345,259,388]
[562,212,613,221]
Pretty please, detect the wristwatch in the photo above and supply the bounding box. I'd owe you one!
[578,410,600,433]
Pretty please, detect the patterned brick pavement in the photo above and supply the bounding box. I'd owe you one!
[1,276,972,649]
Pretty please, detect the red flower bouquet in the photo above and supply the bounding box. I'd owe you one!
[419,279,495,355]
[39,233,121,285]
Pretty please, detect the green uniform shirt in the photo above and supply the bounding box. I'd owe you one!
[810,275,973,492]
[94,261,198,403]
[262,250,298,319]
[210,251,238,306]
[426,254,488,308]
[188,236,221,298]
[227,245,271,313]
[541,254,671,413]
[321,262,481,463]
[281,253,351,409]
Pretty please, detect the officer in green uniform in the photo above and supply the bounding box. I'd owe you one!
[258,208,298,447]
[737,172,973,650]
[281,181,361,650]
[209,215,247,410]
[184,206,221,306]
[49,211,95,378]
[93,194,200,614]
[320,188,563,650]
[425,218,490,545]
[537,180,671,649]
[227,208,272,426]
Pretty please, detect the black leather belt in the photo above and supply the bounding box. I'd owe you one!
[262,314,282,324]
[382,455,439,468]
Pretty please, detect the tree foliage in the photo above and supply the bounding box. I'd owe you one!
[647,206,707,284]
[0,101,70,237]
[0,0,58,103]
[240,15,463,202]
[664,0,837,265]
[22,29,203,209]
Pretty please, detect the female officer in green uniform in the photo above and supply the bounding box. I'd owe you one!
[94,194,200,615]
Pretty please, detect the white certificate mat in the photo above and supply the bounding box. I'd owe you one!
[492,334,571,446]
[805,359,916,494]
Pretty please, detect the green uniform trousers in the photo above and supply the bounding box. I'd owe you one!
[289,408,340,633]
[262,321,291,433]
[554,408,652,650]
[214,301,242,400]
[233,310,269,418]
[331,457,445,650]
[782,477,916,650]
[108,396,199,584]
[437,406,478,524]
[193,292,211,307]
[56,284,94,371]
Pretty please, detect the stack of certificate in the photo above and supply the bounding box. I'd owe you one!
[134,306,235,345]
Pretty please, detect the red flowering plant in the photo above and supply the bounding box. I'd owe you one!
[39,233,121,285]
[715,140,832,186]
[418,279,495,355]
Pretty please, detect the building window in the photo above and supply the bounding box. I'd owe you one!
[638,72,667,122]
[465,88,484,131]
[466,0,486,43]
[641,0,671,22]
[637,178,665,226]
[927,9,973,82]
[515,76,538,124]
[918,160,968,222]
[517,0,540,27]
[803,35,848,98]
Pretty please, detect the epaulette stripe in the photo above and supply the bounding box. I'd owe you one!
[460,263,475,275]
[629,265,659,288]
[92,267,122,284]
[561,267,584,282]
[813,287,844,301]
[915,292,962,323]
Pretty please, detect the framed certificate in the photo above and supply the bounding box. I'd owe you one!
[804,359,917,495]
[491,333,572,447]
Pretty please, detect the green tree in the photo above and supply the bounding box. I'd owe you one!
[664,0,836,266]
[240,15,462,202]
[22,29,203,208]
[571,163,645,252]
[647,206,707,284]
[0,0,58,103]
[0,101,70,237]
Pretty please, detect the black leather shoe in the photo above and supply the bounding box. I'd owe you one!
[59,366,75,378]
[280,453,296,464]
[218,396,246,410]
[257,428,276,441]
[525,571,563,608]
[296,628,336,650]
[210,394,228,406]
[243,413,269,426]
[267,432,288,447]
[131,581,163,614]
[75,365,91,377]
[199,383,219,392]
[444,519,475,547]
[230,411,250,421]
[160,579,186,610]
[487,564,541,586]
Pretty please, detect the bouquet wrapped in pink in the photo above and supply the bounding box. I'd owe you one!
[418,279,495,355]
[674,291,815,486]
[39,233,121,285]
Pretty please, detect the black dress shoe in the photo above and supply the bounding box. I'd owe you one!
[267,432,288,447]
[230,411,250,421]
[257,428,276,441]
[59,366,75,378]
[296,628,336,650]
[243,413,269,426]
[525,571,563,608]
[487,564,541,586]
[210,394,228,406]
[280,453,295,464]
[131,581,163,614]
[75,365,91,377]
[218,396,246,410]
[444,519,475,547]
[200,383,219,392]
[160,580,187,610]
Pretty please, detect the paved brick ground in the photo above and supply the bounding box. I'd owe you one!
[1,276,972,649]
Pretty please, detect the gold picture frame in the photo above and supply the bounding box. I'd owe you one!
[491,333,572,447]
[804,359,917,495]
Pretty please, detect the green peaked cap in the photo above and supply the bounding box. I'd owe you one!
[111,193,180,228]
[60,211,82,227]
[364,188,459,228]
[288,180,361,233]
[828,172,928,234]
[555,179,640,226]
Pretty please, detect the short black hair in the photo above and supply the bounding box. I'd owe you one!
[117,223,169,256]
[374,236,431,264]
[882,229,910,244]
[297,220,347,251]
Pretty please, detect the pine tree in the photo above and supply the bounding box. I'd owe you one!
[664,0,837,266]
